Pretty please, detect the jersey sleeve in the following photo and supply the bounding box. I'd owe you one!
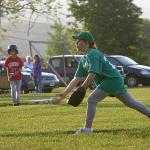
[19,58,24,67]
[75,58,87,78]
[88,54,102,75]
[4,58,9,68]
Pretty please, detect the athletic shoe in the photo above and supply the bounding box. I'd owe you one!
[75,127,93,134]
[13,103,20,106]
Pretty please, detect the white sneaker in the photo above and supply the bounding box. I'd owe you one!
[75,127,93,134]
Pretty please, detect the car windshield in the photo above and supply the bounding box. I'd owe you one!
[117,56,138,66]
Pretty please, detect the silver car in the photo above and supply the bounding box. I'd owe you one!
[22,67,60,93]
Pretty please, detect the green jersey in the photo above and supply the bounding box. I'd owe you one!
[75,48,126,95]
[75,48,122,84]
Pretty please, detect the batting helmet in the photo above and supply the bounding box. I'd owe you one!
[8,44,18,54]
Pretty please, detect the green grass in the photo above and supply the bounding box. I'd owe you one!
[0,87,150,150]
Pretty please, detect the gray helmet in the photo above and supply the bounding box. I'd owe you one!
[8,44,18,54]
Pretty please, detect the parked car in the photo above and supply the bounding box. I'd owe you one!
[106,55,150,87]
[22,67,60,93]
[48,55,125,88]
[0,61,9,91]
[48,55,81,82]
[0,61,60,93]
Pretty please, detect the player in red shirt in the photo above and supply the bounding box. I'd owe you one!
[4,45,23,106]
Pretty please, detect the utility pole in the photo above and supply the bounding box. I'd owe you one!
[0,0,2,26]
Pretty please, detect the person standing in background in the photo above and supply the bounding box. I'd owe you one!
[24,56,33,70]
[31,54,42,93]
[4,44,23,106]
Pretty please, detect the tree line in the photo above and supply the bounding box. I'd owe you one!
[47,0,150,66]
[0,0,150,65]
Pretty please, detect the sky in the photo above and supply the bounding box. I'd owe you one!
[60,0,150,19]
[17,0,150,23]
[133,0,150,19]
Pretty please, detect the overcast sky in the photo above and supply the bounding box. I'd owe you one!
[59,0,150,19]
[134,0,150,19]
[18,0,150,23]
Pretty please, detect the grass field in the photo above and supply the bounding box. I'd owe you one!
[0,87,150,150]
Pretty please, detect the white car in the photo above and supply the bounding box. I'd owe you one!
[21,67,60,93]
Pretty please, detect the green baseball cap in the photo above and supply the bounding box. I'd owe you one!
[72,32,94,43]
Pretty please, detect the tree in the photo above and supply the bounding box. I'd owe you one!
[0,0,59,35]
[0,0,57,20]
[0,0,60,43]
[46,20,76,56]
[136,19,150,65]
[142,19,150,40]
[69,0,142,56]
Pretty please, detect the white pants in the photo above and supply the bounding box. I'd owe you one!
[85,89,150,128]
[9,80,22,104]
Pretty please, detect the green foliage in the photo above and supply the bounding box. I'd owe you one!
[69,0,150,65]
[0,87,150,149]
[133,37,150,65]
[142,19,150,39]
[132,19,150,65]
[0,0,58,38]
[46,20,77,56]
[0,0,56,17]
[69,0,143,54]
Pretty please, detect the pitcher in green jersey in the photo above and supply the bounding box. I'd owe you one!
[57,31,150,134]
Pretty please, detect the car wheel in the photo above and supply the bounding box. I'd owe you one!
[22,85,29,94]
[43,88,53,93]
[23,89,29,94]
[126,75,138,87]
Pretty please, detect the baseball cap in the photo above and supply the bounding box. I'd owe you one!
[72,32,94,43]
[8,44,18,54]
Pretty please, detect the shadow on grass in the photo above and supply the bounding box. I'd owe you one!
[0,102,150,109]
[0,131,54,137]
[93,128,150,135]
[0,101,69,107]
[0,93,59,100]
[63,127,150,137]
[0,101,47,107]
[0,102,31,107]
[0,103,12,107]
[1,127,150,138]
[0,102,125,108]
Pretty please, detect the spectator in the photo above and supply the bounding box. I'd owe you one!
[4,44,23,106]
[31,54,42,93]
[24,56,33,70]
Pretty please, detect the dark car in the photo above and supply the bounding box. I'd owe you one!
[48,55,125,89]
[48,55,81,82]
[106,55,150,87]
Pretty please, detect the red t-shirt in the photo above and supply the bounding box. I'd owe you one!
[4,56,23,80]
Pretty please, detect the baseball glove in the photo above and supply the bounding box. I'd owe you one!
[67,86,86,107]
